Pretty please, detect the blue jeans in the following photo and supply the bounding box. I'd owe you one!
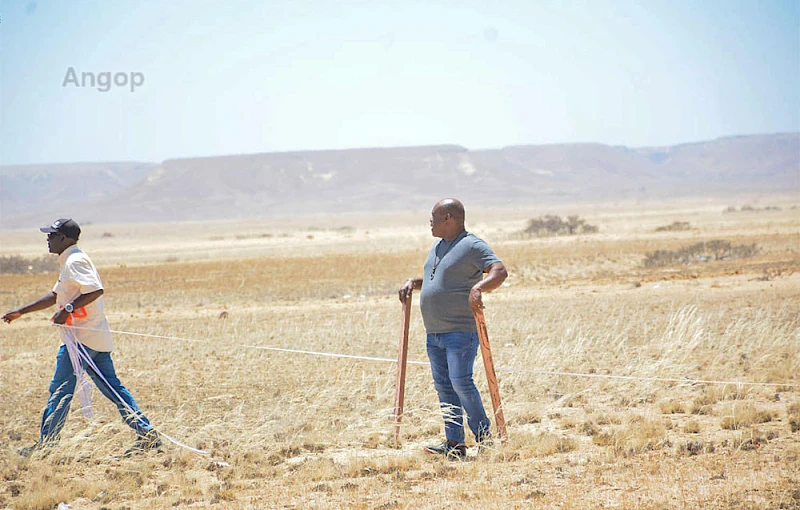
[40,344,153,442]
[426,331,490,444]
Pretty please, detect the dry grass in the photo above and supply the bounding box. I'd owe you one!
[719,402,775,430]
[0,197,799,509]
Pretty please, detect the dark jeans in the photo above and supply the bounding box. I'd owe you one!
[426,331,491,444]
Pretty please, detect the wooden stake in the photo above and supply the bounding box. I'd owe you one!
[473,308,508,444]
[393,292,412,445]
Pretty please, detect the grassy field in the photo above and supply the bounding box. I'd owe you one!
[1,197,798,509]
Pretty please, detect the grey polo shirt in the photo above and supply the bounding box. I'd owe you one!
[419,232,501,334]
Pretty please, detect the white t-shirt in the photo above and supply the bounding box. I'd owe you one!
[53,244,114,351]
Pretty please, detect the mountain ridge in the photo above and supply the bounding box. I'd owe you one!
[1,133,797,227]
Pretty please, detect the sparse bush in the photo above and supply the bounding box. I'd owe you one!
[643,240,759,267]
[0,255,59,274]
[654,221,691,232]
[522,215,598,237]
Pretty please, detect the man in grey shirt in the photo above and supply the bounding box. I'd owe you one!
[399,198,507,459]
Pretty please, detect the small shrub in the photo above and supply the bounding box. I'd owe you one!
[655,221,691,232]
[643,240,759,267]
[0,255,59,274]
[522,215,598,237]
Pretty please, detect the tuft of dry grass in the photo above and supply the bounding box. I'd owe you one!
[788,403,800,433]
[658,399,686,414]
[683,419,701,434]
[592,414,668,456]
[506,430,579,459]
[720,402,775,430]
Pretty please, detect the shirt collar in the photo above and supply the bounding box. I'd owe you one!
[58,244,81,265]
[442,230,469,245]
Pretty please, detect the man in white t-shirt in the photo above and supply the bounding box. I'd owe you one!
[3,219,161,457]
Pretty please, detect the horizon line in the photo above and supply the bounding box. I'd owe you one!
[2,131,797,168]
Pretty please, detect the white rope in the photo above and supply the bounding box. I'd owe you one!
[62,326,209,455]
[61,327,94,420]
[58,324,800,388]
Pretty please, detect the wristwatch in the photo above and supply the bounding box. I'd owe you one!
[64,303,74,313]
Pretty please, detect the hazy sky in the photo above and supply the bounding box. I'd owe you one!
[1,0,798,165]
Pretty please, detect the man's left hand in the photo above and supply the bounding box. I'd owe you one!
[469,286,484,314]
[51,309,69,325]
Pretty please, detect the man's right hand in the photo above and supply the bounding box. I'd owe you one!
[2,310,21,324]
[398,279,416,303]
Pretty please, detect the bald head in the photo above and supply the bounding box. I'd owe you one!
[430,198,467,240]
[435,198,465,226]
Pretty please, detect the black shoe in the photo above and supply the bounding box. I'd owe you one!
[16,443,40,458]
[16,441,55,458]
[424,440,466,460]
[124,431,162,457]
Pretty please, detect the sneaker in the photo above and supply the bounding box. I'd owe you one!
[424,440,466,460]
[124,431,162,457]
